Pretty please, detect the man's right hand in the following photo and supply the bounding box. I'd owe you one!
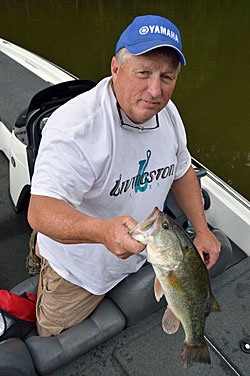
[101,216,145,259]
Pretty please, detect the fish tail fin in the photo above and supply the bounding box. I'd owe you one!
[181,341,211,368]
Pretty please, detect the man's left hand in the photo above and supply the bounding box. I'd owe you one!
[193,230,221,269]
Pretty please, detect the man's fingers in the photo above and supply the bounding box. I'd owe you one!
[123,217,138,231]
[101,215,145,259]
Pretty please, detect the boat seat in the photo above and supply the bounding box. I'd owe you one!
[0,337,35,376]
[25,298,125,375]
[107,263,165,327]
[24,79,96,178]
[0,263,163,375]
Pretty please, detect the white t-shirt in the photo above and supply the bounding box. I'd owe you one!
[31,77,191,294]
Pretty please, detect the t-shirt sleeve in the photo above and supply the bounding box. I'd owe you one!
[30,125,95,208]
[167,101,191,180]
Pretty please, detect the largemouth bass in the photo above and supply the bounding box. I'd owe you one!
[130,207,220,368]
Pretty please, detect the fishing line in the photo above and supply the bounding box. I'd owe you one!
[204,335,242,376]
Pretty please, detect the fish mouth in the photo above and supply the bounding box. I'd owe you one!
[140,208,159,232]
[129,207,160,243]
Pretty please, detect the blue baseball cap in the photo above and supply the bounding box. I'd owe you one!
[115,15,186,66]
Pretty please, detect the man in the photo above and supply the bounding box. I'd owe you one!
[28,15,220,337]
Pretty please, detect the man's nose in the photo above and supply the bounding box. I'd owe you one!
[148,77,162,98]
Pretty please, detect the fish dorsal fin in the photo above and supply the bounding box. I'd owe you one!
[162,306,180,334]
[154,277,164,302]
[210,294,221,313]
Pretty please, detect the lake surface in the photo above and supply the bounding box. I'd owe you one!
[0,0,249,199]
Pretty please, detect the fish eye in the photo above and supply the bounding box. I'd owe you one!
[162,222,168,230]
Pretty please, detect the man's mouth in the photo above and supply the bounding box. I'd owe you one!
[141,99,161,107]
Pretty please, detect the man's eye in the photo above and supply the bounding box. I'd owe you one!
[138,71,149,77]
[163,75,172,80]
[163,74,177,82]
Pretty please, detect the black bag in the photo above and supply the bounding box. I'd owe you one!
[0,290,37,341]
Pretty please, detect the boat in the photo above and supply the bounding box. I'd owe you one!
[0,38,249,376]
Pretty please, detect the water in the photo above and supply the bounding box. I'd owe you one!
[0,0,249,199]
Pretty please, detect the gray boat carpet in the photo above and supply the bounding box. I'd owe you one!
[206,256,250,375]
[50,308,235,376]
[0,50,49,130]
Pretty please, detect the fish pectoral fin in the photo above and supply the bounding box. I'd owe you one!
[154,277,164,302]
[210,294,221,313]
[162,306,180,334]
[166,272,184,292]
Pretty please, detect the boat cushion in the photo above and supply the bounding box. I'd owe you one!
[107,263,166,327]
[25,298,125,375]
[10,275,126,374]
[10,275,39,296]
[8,265,165,374]
[0,337,35,376]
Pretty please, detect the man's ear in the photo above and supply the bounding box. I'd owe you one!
[111,56,120,82]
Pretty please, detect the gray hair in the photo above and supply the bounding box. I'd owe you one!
[115,47,181,74]
[115,48,133,65]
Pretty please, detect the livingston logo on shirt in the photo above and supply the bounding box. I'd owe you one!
[109,150,175,197]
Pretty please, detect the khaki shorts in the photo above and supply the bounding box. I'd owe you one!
[36,258,105,337]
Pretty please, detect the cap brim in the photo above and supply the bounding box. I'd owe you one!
[126,42,186,66]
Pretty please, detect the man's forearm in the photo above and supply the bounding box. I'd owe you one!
[28,195,104,244]
[27,194,145,259]
[171,166,221,269]
[171,165,209,234]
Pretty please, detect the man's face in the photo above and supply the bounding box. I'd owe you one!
[111,49,180,124]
